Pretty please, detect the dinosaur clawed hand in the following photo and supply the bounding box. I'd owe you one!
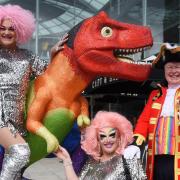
[36,126,59,153]
[46,134,59,153]
[77,115,91,128]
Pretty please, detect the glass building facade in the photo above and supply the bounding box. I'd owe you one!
[0,0,179,59]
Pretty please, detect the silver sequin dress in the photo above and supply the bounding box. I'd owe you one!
[0,48,47,136]
[79,156,147,180]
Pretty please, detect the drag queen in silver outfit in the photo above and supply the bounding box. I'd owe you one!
[0,4,67,180]
[55,111,147,180]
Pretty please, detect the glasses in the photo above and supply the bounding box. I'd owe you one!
[0,26,15,32]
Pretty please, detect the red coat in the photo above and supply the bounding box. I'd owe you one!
[134,86,180,180]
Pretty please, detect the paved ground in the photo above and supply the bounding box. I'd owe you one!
[23,158,66,180]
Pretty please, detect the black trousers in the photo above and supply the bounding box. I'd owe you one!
[153,155,174,180]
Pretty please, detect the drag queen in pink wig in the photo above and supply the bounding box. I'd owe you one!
[55,111,146,180]
[0,4,67,180]
[0,4,35,45]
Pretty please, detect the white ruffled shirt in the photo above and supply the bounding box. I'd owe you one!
[160,85,180,117]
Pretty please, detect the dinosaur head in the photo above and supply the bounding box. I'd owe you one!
[72,11,153,81]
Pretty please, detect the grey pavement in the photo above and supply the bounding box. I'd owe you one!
[23,158,66,180]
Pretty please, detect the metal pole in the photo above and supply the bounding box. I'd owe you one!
[142,0,147,59]
[117,0,121,16]
[142,0,147,26]
[73,0,76,26]
[35,0,39,55]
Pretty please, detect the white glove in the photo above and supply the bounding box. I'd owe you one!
[123,145,140,159]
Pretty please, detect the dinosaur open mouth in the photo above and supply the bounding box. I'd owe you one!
[113,46,152,64]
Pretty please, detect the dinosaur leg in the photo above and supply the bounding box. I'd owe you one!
[26,87,59,153]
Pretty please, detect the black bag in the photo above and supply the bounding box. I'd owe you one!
[122,156,132,180]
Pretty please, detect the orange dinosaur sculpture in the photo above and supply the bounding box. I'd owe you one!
[25,11,153,164]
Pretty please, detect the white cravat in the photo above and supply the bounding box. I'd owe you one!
[160,85,180,117]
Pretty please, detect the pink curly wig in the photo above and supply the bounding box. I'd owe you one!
[0,4,35,44]
[81,111,133,160]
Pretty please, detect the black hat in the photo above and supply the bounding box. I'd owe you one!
[153,43,180,69]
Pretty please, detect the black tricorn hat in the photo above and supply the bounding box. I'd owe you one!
[152,43,180,69]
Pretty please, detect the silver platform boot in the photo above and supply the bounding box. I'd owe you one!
[0,143,30,180]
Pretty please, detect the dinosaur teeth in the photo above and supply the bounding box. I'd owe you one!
[123,54,155,65]
[115,45,151,55]
[114,45,153,64]
[117,57,151,65]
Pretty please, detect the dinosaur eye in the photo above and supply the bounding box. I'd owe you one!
[101,26,113,37]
